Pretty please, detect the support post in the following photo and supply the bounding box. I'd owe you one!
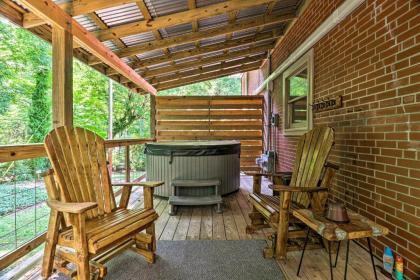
[107,79,113,174]
[52,26,73,127]
[125,145,130,182]
[108,79,113,139]
[150,95,156,139]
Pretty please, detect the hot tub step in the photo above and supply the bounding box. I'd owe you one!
[169,195,223,215]
[171,179,220,188]
[169,195,222,206]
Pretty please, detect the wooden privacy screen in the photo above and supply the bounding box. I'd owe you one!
[154,96,264,172]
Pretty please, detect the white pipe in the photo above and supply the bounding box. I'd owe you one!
[253,0,365,95]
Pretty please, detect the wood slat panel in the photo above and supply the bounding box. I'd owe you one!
[155,96,264,172]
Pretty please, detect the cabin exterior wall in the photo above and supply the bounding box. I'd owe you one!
[245,0,420,278]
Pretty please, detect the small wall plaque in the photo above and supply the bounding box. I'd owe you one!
[312,96,342,113]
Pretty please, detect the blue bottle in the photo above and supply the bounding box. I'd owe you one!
[383,246,394,274]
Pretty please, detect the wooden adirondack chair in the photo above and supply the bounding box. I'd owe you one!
[41,126,164,280]
[246,126,338,260]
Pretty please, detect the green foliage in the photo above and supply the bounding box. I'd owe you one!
[160,75,242,96]
[289,76,308,97]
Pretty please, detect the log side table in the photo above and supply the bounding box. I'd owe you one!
[293,209,389,280]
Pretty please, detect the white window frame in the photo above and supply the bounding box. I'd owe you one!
[282,49,314,136]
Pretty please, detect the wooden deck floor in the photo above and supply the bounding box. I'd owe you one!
[19,175,387,280]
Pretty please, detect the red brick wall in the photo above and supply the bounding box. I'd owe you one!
[267,0,420,278]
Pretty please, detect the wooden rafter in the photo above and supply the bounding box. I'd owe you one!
[148,55,265,84]
[23,0,140,28]
[141,46,271,78]
[90,13,294,63]
[139,62,261,93]
[106,31,282,75]
[95,0,277,42]
[87,12,127,50]
[135,0,171,57]
[17,0,156,94]
[123,54,265,84]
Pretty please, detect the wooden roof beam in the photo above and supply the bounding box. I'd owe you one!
[23,0,140,28]
[148,55,265,84]
[18,0,156,95]
[138,62,261,93]
[106,31,281,75]
[95,0,278,42]
[90,13,294,64]
[122,53,265,84]
[141,46,271,78]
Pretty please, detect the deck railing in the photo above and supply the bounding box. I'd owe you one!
[0,138,154,271]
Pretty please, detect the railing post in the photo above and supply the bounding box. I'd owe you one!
[125,144,130,182]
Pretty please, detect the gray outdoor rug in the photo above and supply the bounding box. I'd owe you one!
[54,240,284,280]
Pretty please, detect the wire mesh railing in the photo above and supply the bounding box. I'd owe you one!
[0,158,50,258]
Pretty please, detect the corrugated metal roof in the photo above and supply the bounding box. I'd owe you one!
[5,0,304,91]
[136,49,165,59]
[201,50,225,59]
[147,61,172,70]
[74,15,99,32]
[237,4,268,20]
[175,57,200,64]
[169,42,196,53]
[96,3,143,28]
[160,23,193,38]
[144,0,188,18]
[232,28,258,40]
[200,35,226,47]
[102,40,120,52]
[121,31,155,47]
[196,0,227,8]
[198,13,229,31]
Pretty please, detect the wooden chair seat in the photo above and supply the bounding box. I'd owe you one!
[58,208,158,254]
[249,193,302,224]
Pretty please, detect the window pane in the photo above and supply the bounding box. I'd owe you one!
[291,97,307,125]
[288,68,308,98]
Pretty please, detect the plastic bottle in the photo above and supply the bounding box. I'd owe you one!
[395,255,404,280]
[383,246,394,274]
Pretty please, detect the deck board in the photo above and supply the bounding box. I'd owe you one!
[18,175,388,280]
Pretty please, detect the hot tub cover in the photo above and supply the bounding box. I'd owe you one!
[145,141,241,158]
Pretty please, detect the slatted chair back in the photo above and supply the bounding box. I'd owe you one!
[289,126,334,208]
[44,126,116,220]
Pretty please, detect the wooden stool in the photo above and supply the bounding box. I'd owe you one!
[293,209,389,280]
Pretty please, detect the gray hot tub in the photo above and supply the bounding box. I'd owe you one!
[145,141,240,198]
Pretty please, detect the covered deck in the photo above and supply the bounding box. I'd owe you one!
[15,178,388,280]
[0,0,418,279]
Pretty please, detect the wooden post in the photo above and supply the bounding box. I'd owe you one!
[52,26,73,127]
[150,95,156,139]
[107,79,113,174]
[125,145,130,182]
[107,79,113,139]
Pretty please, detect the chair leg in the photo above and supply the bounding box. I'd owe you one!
[41,210,61,279]
[76,254,91,280]
[146,223,156,253]
[72,214,90,280]
[276,191,291,260]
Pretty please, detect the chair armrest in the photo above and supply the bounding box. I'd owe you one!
[112,181,164,188]
[47,200,97,214]
[273,185,329,193]
[246,171,292,177]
